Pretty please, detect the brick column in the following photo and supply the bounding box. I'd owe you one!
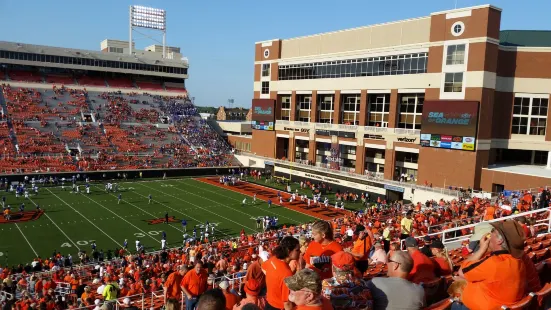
[388,89,399,128]
[355,145,365,174]
[546,94,551,141]
[383,148,395,180]
[333,91,341,124]
[308,139,316,165]
[359,90,368,126]
[288,137,296,162]
[310,91,318,123]
[290,91,297,121]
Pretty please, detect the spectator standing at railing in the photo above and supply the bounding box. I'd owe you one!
[181,261,209,310]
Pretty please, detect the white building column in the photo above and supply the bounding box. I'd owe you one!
[547,151,551,169]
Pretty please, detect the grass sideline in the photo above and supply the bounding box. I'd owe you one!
[0,178,317,265]
[243,176,368,211]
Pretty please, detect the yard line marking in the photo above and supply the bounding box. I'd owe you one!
[28,197,81,251]
[168,179,286,224]
[78,192,160,243]
[15,223,38,257]
[130,189,232,238]
[181,179,302,224]
[46,188,123,248]
[137,183,257,232]
[91,185,183,235]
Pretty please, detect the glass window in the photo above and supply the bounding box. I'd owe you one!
[368,94,390,127]
[444,73,463,92]
[512,96,548,135]
[262,63,270,77]
[446,44,466,65]
[261,81,269,94]
[280,95,291,121]
[398,94,424,129]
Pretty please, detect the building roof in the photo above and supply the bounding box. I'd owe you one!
[500,30,551,47]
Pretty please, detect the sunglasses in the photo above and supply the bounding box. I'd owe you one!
[388,259,401,265]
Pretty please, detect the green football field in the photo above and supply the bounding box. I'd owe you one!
[0,178,318,266]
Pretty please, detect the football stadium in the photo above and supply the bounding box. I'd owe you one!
[0,3,551,310]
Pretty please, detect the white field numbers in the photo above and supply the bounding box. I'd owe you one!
[61,230,165,247]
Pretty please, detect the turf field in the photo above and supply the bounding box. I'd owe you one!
[0,178,318,265]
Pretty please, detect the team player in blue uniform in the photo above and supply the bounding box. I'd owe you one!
[181,219,187,232]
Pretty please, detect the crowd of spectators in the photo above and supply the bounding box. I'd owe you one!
[1,188,549,310]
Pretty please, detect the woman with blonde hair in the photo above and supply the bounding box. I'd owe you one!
[304,220,343,280]
[430,239,453,276]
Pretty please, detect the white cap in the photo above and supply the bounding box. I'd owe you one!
[94,299,101,306]
[219,280,229,290]
[123,298,131,305]
[243,263,248,270]
[259,251,270,261]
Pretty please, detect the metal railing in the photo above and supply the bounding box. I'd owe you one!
[400,207,551,249]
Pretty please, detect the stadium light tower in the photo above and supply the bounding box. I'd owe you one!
[129,5,167,57]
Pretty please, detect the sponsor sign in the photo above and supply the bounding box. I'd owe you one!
[420,101,479,152]
[397,137,417,143]
[252,121,273,130]
[338,131,356,138]
[251,99,275,130]
[451,142,463,149]
[364,134,385,140]
[384,184,405,193]
[284,127,310,133]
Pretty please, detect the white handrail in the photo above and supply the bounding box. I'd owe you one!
[400,207,551,249]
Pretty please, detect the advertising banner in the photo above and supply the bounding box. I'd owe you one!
[251,99,275,130]
[329,142,341,170]
[420,101,479,151]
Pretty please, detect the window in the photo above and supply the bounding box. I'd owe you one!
[398,94,424,129]
[261,81,269,94]
[368,94,390,127]
[512,96,548,135]
[261,63,270,77]
[446,44,466,65]
[317,95,334,123]
[340,145,356,155]
[341,94,361,125]
[280,95,291,121]
[297,95,311,122]
[451,21,465,37]
[444,73,463,93]
[534,151,549,165]
[396,152,419,164]
[278,52,428,80]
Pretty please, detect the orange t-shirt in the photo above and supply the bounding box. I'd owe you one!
[431,257,452,276]
[180,269,208,297]
[304,241,343,280]
[262,257,293,309]
[223,291,241,310]
[484,206,496,220]
[351,237,372,261]
[163,272,183,299]
[408,250,436,284]
[461,251,526,310]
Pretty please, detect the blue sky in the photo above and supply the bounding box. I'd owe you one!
[0,0,549,107]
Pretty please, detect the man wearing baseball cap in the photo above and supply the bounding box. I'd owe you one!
[454,220,528,310]
[322,251,372,310]
[284,268,332,310]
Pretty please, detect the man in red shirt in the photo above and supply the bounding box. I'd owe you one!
[181,261,208,310]
[219,280,241,310]
[404,237,436,284]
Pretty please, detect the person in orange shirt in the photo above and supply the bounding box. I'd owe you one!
[262,236,300,310]
[456,220,527,310]
[404,237,436,284]
[219,280,241,310]
[163,265,187,300]
[304,221,343,280]
[346,224,374,275]
[284,268,332,310]
[484,203,496,221]
[181,261,209,310]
